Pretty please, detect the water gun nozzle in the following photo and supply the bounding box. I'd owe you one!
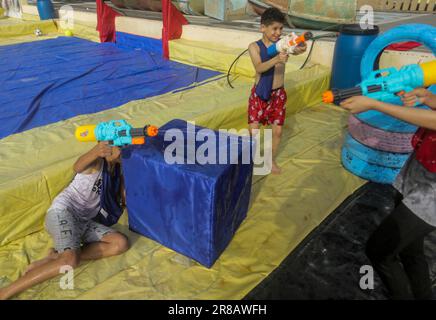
[303,31,314,41]
[322,90,334,104]
[147,125,159,137]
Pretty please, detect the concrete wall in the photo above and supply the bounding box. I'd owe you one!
[19,6,433,71]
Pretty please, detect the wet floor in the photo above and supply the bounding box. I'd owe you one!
[245,182,436,300]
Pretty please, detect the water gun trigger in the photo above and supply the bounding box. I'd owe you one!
[397,87,421,107]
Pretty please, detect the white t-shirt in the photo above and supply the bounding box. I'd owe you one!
[51,165,103,221]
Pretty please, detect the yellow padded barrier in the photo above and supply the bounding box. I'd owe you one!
[0,17,100,46]
[169,38,311,78]
[0,64,365,298]
[59,23,100,42]
[0,17,57,38]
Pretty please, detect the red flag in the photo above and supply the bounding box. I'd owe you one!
[96,0,121,43]
[386,41,422,51]
[162,0,188,59]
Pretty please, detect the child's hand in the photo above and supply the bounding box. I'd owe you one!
[340,96,379,114]
[401,88,431,107]
[292,42,307,55]
[94,141,114,158]
[277,52,289,64]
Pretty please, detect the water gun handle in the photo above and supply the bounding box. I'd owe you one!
[395,86,421,107]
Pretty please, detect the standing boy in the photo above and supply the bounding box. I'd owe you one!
[247,8,307,174]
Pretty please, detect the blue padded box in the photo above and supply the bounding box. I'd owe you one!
[122,119,254,268]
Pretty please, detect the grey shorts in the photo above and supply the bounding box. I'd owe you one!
[45,207,116,253]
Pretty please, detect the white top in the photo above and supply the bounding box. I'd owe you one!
[51,165,103,221]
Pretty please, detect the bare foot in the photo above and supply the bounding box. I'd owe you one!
[271,161,282,175]
[24,248,58,275]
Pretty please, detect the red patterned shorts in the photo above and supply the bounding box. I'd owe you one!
[248,86,287,126]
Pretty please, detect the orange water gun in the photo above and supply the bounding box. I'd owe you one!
[267,32,313,57]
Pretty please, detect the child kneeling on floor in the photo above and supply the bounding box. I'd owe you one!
[0,141,129,300]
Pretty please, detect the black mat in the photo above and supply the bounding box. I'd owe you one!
[245,182,436,300]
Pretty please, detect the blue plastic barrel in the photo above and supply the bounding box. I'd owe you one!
[37,0,55,20]
[330,24,379,89]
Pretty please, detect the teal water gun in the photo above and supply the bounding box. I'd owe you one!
[323,61,436,105]
[75,120,159,147]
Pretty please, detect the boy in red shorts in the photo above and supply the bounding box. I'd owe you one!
[247,8,307,174]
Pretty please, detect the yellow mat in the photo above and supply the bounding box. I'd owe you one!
[0,27,365,299]
[0,71,364,299]
[0,17,100,45]
[0,65,329,246]
[0,105,364,299]
[59,23,100,43]
[0,17,57,37]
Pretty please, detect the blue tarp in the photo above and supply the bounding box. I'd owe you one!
[122,119,254,268]
[0,36,220,139]
[116,32,163,55]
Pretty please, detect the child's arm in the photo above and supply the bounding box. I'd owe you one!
[340,90,436,131]
[248,42,288,74]
[73,141,112,174]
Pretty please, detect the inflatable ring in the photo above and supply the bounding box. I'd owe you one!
[348,115,414,153]
[341,147,400,184]
[343,133,410,168]
[356,24,436,131]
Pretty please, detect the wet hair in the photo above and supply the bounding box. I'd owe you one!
[260,7,285,26]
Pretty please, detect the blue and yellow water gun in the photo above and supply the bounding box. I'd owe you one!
[75,120,159,147]
[322,60,436,105]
